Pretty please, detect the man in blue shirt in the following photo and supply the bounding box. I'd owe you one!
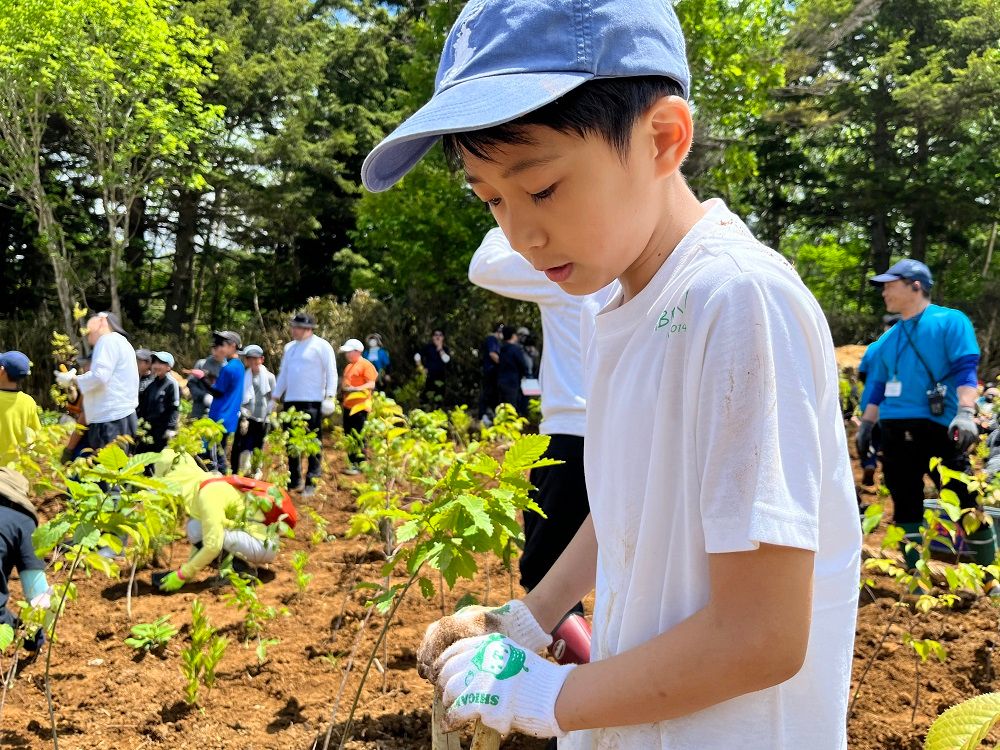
[856,314,900,486]
[187,331,245,473]
[856,260,993,571]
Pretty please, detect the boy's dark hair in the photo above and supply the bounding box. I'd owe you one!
[443,76,684,165]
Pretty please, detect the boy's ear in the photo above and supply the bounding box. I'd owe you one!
[643,95,693,179]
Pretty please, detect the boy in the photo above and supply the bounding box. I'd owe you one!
[0,351,41,467]
[233,344,275,476]
[137,352,180,453]
[363,1,861,747]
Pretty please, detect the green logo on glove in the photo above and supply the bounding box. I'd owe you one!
[470,634,528,681]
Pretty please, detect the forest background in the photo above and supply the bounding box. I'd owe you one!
[2,0,999,403]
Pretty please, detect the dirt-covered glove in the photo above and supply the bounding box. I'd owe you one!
[436,633,574,737]
[54,368,77,389]
[949,406,979,452]
[856,419,875,458]
[238,418,249,435]
[418,600,551,681]
[321,397,337,416]
[156,570,185,592]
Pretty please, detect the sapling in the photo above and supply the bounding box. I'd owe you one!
[224,572,277,640]
[124,615,177,653]
[292,550,312,593]
[180,599,228,706]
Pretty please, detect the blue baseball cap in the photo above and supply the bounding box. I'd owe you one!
[151,351,175,368]
[869,259,934,290]
[0,351,31,381]
[362,0,691,193]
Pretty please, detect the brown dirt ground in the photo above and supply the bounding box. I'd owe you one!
[2,438,998,749]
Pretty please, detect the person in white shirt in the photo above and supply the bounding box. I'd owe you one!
[270,312,338,496]
[376,1,862,745]
[470,229,606,666]
[55,312,139,454]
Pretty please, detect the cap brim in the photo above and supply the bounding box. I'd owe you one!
[869,273,901,286]
[362,71,593,192]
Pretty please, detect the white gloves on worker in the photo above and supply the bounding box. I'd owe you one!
[54,368,77,389]
[29,587,54,610]
[321,397,337,416]
[436,633,574,737]
[418,600,551,680]
[203,394,213,407]
[440,352,451,363]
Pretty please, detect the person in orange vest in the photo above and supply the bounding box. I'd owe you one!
[338,339,377,475]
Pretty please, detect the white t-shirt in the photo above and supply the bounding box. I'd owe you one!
[272,334,338,403]
[469,228,608,437]
[570,200,861,750]
[75,332,140,424]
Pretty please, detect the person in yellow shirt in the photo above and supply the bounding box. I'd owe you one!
[0,352,41,467]
[338,339,377,475]
[151,450,288,591]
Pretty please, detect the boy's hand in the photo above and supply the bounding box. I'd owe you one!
[418,600,551,681]
[436,633,573,737]
[156,570,185,592]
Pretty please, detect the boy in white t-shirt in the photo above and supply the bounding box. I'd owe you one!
[362,1,862,748]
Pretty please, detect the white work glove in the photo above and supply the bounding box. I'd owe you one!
[414,352,422,364]
[436,633,574,737]
[30,587,54,610]
[203,393,213,407]
[54,368,77,389]
[440,352,451,364]
[238,418,249,436]
[164,430,177,440]
[418,600,551,680]
[321,397,337,416]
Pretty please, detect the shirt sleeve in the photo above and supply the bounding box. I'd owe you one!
[272,345,290,400]
[76,339,113,394]
[695,272,823,554]
[180,484,233,579]
[468,228,566,306]
[17,517,46,572]
[166,379,180,431]
[324,341,338,398]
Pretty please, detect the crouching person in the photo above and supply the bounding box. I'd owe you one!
[151,450,295,592]
[0,468,51,652]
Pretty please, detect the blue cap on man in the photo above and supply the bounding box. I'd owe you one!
[869,259,933,290]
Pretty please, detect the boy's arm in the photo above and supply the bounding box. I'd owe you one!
[523,514,598,632]
[554,543,813,730]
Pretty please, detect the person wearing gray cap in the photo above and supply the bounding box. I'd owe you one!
[54,311,139,454]
[858,259,993,573]
[135,348,154,395]
[233,345,275,475]
[270,313,338,494]
[137,352,180,453]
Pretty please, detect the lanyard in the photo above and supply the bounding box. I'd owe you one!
[893,312,938,385]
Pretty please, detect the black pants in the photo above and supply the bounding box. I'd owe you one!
[881,418,974,525]
[84,413,138,454]
[202,432,233,474]
[231,419,267,471]
[520,434,589,601]
[285,401,322,488]
[478,370,499,418]
[343,409,369,465]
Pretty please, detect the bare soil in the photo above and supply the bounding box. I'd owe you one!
[1,441,997,749]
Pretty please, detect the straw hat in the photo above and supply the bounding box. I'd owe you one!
[0,467,37,524]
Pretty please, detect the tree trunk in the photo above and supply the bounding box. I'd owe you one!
[870,79,893,273]
[910,126,930,262]
[37,200,77,340]
[163,188,200,334]
[122,195,148,327]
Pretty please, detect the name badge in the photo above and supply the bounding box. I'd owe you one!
[885,379,902,398]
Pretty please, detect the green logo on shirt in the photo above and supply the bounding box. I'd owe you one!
[656,289,690,336]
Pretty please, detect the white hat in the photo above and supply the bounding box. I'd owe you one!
[339,338,364,353]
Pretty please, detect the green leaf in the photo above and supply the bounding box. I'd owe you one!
[33,520,72,554]
[96,443,129,471]
[418,576,435,600]
[502,433,551,471]
[0,623,14,652]
[925,691,1000,750]
[457,494,493,536]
